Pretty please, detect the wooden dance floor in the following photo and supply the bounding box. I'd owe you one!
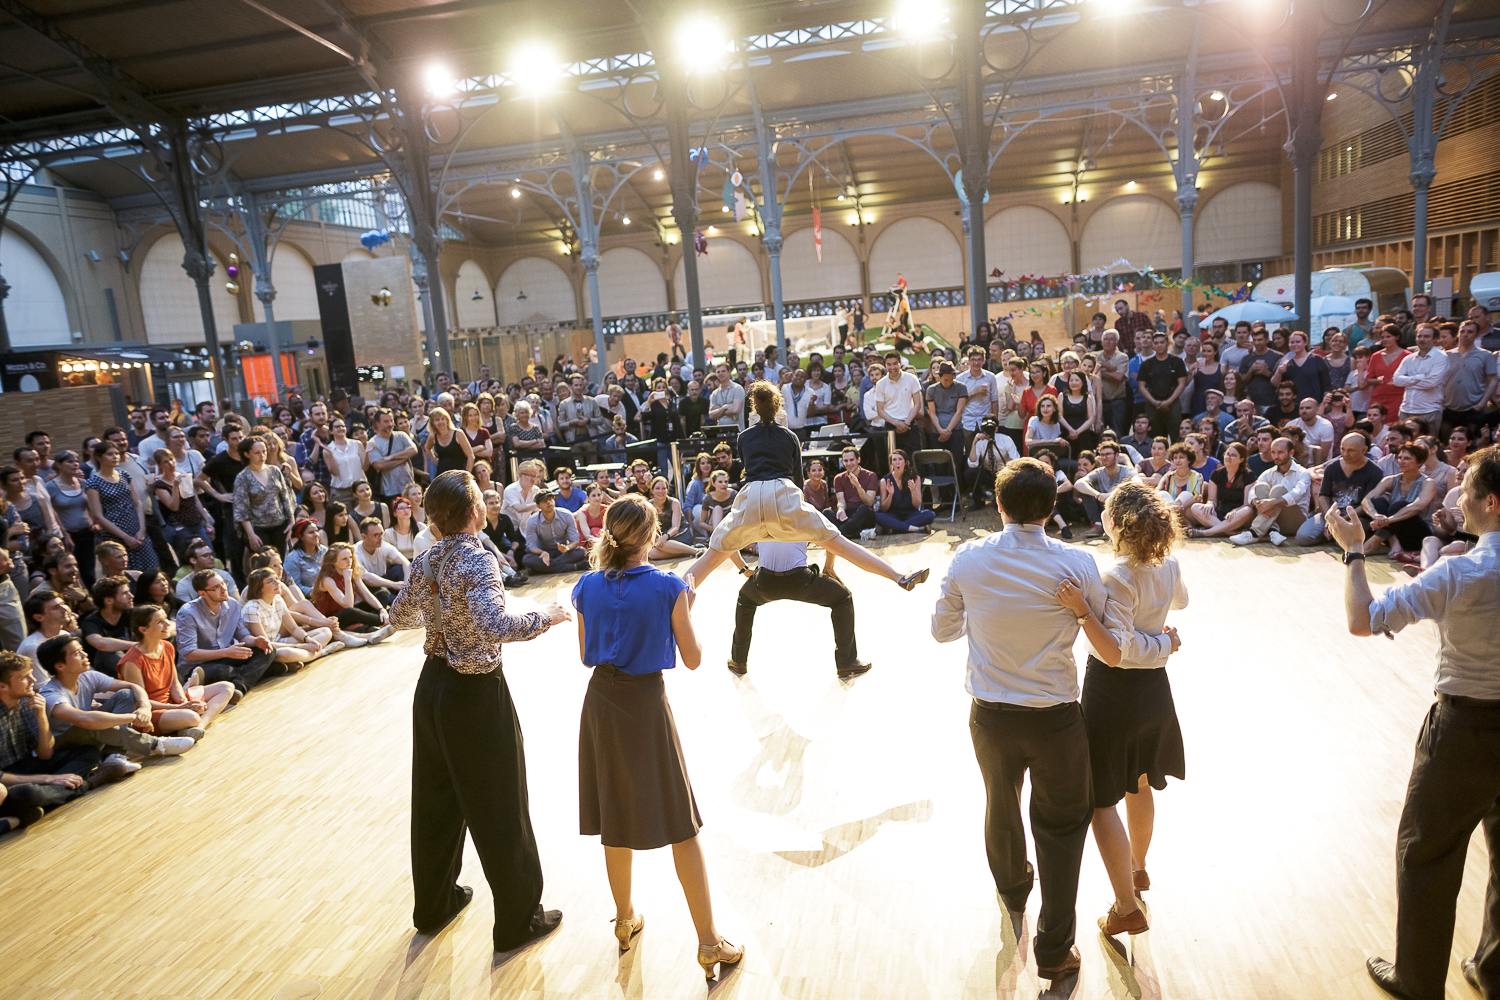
[1,522,1490,1000]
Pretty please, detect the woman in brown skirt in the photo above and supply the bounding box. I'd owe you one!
[571,493,745,980]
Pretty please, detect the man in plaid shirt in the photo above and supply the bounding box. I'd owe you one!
[298,401,334,489]
[1112,298,1155,343]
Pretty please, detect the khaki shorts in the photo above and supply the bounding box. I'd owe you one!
[709,479,839,552]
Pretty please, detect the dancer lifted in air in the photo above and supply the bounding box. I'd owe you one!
[682,380,928,592]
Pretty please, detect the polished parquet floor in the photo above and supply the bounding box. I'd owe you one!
[0,520,1489,1000]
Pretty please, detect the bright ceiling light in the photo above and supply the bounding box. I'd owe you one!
[511,187,521,198]
[1125,180,1137,189]
[1209,90,1224,101]
[423,61,455,97]
[1326,92,1337,100]
[622,215,631,225]
[707,225,717,234]
[837,193,845,201]
[675,14,728,65]
[511,41,561,95]
[722,205,730,212]
[653,169,664,180]
[892,0,946,36]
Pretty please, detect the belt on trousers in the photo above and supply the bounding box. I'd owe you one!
[758,566,814,577]
[1438,692,1500,710]
[973,698,1075,713]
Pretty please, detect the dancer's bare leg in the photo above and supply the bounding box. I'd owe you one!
[671,836,722,948]
[1126,774,1154,871]
[822,534,910,584]
[1091,807,1142,916]
[604,846,634,923]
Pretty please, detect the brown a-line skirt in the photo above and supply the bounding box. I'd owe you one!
[579,664,702,850]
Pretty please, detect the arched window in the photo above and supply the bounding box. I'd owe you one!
[497,257,577,326]
[868,217,963,291]
[779,227,861,301]
[139,233,240,345]
[673,239,762,310]
[0,227,70,347]
[590,247,668,318]
[1080,196,1179,272]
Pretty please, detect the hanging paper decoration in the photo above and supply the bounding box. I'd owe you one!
[812,206,822,263]
[694,230,708,255]
[722,178,735,215]
[982,258,1248,301]
[734,189,748,221]
[360,228,391,250]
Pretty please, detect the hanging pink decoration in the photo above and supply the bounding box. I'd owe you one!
[694,230,708,256]
[812,207,822,263]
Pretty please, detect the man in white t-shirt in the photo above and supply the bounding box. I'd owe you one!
[355,517,410,605]
[868,351,925,456]
[781,368,813,436]
[1288,397,1337,464]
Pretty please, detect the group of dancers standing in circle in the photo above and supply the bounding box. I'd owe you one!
[389,377,1196,983]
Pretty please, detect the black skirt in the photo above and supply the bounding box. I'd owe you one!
[1080,655,1185,808]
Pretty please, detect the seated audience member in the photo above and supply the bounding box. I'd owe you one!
[17,590,78,683]
[1134,436,1171,486]
[1187,442,1255,538]
[1224,398,1271,445]
[94,540,137,584]
[37,553,92,618]
[802,459,831,513]
[1266,384,1301,428]
[1192,387,1234,431]
[829,446,881,540]
[1409,484,1469,574]
[1288,397,1336,464]
[117,608,233,739]
[877,449,936,535]
[645,477,699,560]
[1292,433,1384,546]
[0,650,130,821]
[284,519,326,596]
[1034,450,1079,538]
[599,415,638,463]
[1357,442,1439,564]
[1186,431,1219,480]
[621,459,654,498]
[173,540,238,605]
[967,418,1020,512]
[1073,441,1133,535]
[551,467,586,514]
[1230,437,1311,546]
[574,483,610,549]
[241,568,340,667]
[175,569,278,695]
[697,469,739,538]
[501,459,543,528]
[245,550,360,647]
[134,569,180,617]
[1096,428,1141,467]
[38,632,195,758]
[522,490,588,574]
[480,489,526,576]
[1246,426,1277,477]
[1155,442,1206,517]
[355,517,410,605]
[309,543,393,640]
[79,575,135,677]
[712,440,743,483]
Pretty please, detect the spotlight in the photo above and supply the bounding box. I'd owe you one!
[424,62,456,97]
[837,193,845,201]
[892,0,947,37]
[511,188,521,198]
[654,169,664,180]
[675,14,728,65]
[1210,90,1224,101]
[1125,180,1137,189]
[622,215,630,225]
[1327,92,1337,100]
[511,41,561,95]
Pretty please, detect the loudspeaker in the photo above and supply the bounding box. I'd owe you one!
[314,263,358,394]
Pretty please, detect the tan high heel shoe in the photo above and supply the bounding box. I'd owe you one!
[696,939,745,979]
[612,913,644,951]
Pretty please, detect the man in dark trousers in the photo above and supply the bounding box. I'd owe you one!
[727,541,871,680]
[389,470,570,953]
[1329,445,1500,1000]
[932,458,1139,984]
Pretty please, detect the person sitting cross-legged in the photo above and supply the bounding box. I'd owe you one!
[728,541,871,680]
[309,543,393,641]
[17,590,78,685]
[240,568,341,669]
[116,609,233,740]
[245,549,368,650]
[355,516,410,606]
[829,446,881,540]
[1229,437,1311,547]
[38,632,197,760]
[174,569,279,696]
[522,490,589,574]
[0,650,133,823]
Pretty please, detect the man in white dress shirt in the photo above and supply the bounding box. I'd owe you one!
[1392,324,1450,430]
[1328,445,1500,1000]
[1230,437,1311,546]
[931,457,1119,982]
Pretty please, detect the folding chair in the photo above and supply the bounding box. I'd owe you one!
[914,448,961,522]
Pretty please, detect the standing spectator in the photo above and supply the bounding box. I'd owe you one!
[1238,329,1284,412]
[1270,331,1332,406]
[1219,321,1254,372]
[233,438,296,559]
[957,346,1000,449]
[151,449,212,557]
[1345,297,1376,348]
[1366,325,1411,420]
[323,418,367,506]
[84,440,154,574]
[46,450,95,588]
[708,363,747,431]
[1112,298,1154,344]
[200,425,247,574]
[870,352,926,456]
[424,406,473,477]
[1136,332,1192,439]
[1392,324,1450,429]
[366,407,418,508]
[1442,318,1498,438]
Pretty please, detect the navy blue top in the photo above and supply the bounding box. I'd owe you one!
[572,565,688,674]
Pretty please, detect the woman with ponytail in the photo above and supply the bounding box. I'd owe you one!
[1054,480,1187,940]
[682,380,928,591]
[571,493,744,979]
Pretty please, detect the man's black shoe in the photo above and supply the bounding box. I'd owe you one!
[416,885,472,935]
[1366,957,1413,999]
[837,660,873,679]
[496,908,562,952]
[1461,958,1480,993]
[727,659,747,676]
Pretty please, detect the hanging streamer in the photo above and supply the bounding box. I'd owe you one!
[813,207,822,263]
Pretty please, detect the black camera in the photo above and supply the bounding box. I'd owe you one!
[980,417,999,435]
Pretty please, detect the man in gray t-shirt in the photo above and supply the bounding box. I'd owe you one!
[1442,321,1498,427]
[1072,443,1132,533]
[367,409,418,502]
[925,362,970,485]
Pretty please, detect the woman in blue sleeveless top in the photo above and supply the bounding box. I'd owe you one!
[572,493,745,981]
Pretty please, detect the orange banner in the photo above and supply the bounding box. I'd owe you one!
[242,352,300,402]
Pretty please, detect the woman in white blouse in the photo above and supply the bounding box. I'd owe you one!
[241,567,340,667]
[324,418,368,506]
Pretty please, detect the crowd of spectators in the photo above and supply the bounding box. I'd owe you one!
[1,294,1495,830]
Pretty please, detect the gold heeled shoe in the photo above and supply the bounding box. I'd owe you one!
[696,939,745,979]
[612,913,644,951]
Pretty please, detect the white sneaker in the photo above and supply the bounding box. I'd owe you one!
[1228,531,1255,546]
[151,736,196,756]
[104,753,143,773]
[859,528,876,541]
[1269,529,1287,547]
[335,630,369,648]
